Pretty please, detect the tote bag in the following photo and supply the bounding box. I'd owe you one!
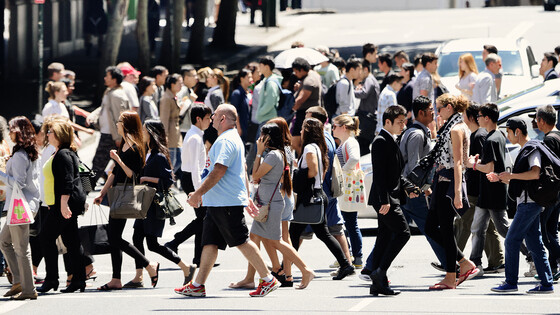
[8,183,35,225]
[107,175,156,219]
[338,144,367,212]
[79,204,111,255]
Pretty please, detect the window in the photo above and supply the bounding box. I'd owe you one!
[438,50,524,77]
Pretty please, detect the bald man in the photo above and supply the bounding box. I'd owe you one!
[177,104,279,297]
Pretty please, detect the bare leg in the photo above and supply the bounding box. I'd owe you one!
[262,238,315,289]
[130,269,143,283]
[334,234,352,263]
[194,245,219,285]
[229,234,259,288]
[281,221,292,278]
[236,241,270,279]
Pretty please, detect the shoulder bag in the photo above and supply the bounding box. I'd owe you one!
[253,177,282,223]
[291,144,325,225]
[107,174,157,219]
[154,185,184,225]
[338,144,367,211]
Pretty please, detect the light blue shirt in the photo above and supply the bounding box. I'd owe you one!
[201,128,249,207]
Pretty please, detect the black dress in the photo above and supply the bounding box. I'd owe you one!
[133,151,173,237]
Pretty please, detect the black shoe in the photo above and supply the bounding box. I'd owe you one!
[361,268,372,275]
[430,262,445,272]
[332,265,355,280]
[370,272,400,296]
[60,281,86,293]
[483,264,506,274]
[37,280,59,293]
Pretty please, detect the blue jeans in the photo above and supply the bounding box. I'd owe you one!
[540,200,560,271]
[169,147,182,175]
[505,202,553,286]
[401,194,447,268]
[342,211,362,259]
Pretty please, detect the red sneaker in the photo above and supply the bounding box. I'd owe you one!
[174,281,206,297]
[249,277,279,297]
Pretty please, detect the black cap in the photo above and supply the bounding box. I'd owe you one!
[501,117,527,134]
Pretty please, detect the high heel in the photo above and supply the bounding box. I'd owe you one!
[37,280,59,293]
[86,268,97,281]
[60,281,86,293]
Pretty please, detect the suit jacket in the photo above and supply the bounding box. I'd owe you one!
[368,129,415,210]
[544,69,559,82]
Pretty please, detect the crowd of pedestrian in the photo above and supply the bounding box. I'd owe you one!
[1,41,560,301]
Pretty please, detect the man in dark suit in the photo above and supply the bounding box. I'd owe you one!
[368,105,419,296]
[540,52,559,82]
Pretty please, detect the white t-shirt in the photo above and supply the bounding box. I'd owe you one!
[300,144,323,189]
[121,81,140,108]
[99,94,111,134]
[517,150,541,205]
[42,100,69,119]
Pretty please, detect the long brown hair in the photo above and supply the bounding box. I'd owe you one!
[301,118,328,173]
[119,111,146,165]
[267,117,292,147]
[9,116,38,161]
[260,123,292,197]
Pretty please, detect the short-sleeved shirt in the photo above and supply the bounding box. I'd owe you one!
[517,150,541,205]
[300,143,323,189]
[314,63,340,88]
[112,145,144,185]
[257,150,284,203]
[466,128,488,197]
[413,69,434,103]
[202,128,249,207]
[296,70,322,111]
[543,130,560,157]
[477,129,507,210]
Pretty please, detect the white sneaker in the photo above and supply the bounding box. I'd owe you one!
[329,261,340,269]
[524,261,537,277]
[358,274,371,282]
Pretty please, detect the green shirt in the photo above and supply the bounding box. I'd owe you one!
[256,74,282,123]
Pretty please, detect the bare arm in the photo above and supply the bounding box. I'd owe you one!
[293,89,312,111]
[451,128,464,209]
[140,176,160,184]
[188,163,228,208]
[306,151,319,179]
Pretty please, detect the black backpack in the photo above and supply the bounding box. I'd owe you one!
[324,77,350,118]
[526,142,560,207]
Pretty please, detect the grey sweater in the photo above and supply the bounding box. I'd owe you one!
[0,149,41,213]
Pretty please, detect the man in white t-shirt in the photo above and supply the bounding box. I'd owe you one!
[489,118,554,294]
[119,64,141,111]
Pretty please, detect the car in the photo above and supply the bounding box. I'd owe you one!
[435,37,541,98]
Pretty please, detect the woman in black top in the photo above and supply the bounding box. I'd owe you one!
[125,120,196,288]
[37,119,87,294]
[93,111,159,290]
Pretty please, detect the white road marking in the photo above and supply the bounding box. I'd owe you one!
[348,299,373,312]
[506,21,535,38]
[0,301,27,314]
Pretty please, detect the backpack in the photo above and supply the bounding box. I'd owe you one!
[324,77,350,118]
[526,142,560,207]
[267,78,295,123]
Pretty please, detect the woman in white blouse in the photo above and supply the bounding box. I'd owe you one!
[332,114,364,268]
[43,82,94,137]
[455,53,478,100]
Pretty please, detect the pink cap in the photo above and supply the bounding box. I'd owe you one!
[120,64,141,76]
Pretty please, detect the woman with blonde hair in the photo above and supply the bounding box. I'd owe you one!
[425,94,479,290]
[204,68,229,111]
[332,114,364,268]
[455,53,478,99]
[37,119,88,293]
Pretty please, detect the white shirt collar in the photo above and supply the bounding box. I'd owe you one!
[190,124,204,136]
[381,128,398,141]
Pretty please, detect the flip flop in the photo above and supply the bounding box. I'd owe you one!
[97,284,122,291]
[228,282,256,289]
[151,263,160,288]
[456,267,480,286]
[429,282,456,290]
[123,280,144,288]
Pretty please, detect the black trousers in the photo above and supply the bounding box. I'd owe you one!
[132,223,181,269]
[91,133,117,185]
[425,181,465,273]
[370,205,411,271]
[108,217,150,279]
[40,208,86,282]
[289,194,350,268]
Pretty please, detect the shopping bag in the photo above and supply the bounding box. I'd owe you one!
[79,204,111,255]
[338,169,367,212]
[8,184,34,225]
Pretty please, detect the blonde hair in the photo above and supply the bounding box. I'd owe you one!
[212,68,230,102]
[197,67,213,83]
[458,53,478,78]
[49,118,77,151]
[437,94,469,113]
[45,81,66,100]
[333,114,360,136]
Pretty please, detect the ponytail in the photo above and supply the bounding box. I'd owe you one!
[280,150,292,197]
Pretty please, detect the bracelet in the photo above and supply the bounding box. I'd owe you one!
[473,160,478,171]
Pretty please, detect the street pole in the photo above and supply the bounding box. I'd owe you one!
[37,0,45,113]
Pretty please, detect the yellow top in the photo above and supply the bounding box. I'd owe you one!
[43,155,55,206]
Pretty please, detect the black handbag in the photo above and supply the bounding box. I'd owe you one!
[154,185,184,225]
[78,160,96,193]
[291,145,325,224]
[78,204,111,255]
